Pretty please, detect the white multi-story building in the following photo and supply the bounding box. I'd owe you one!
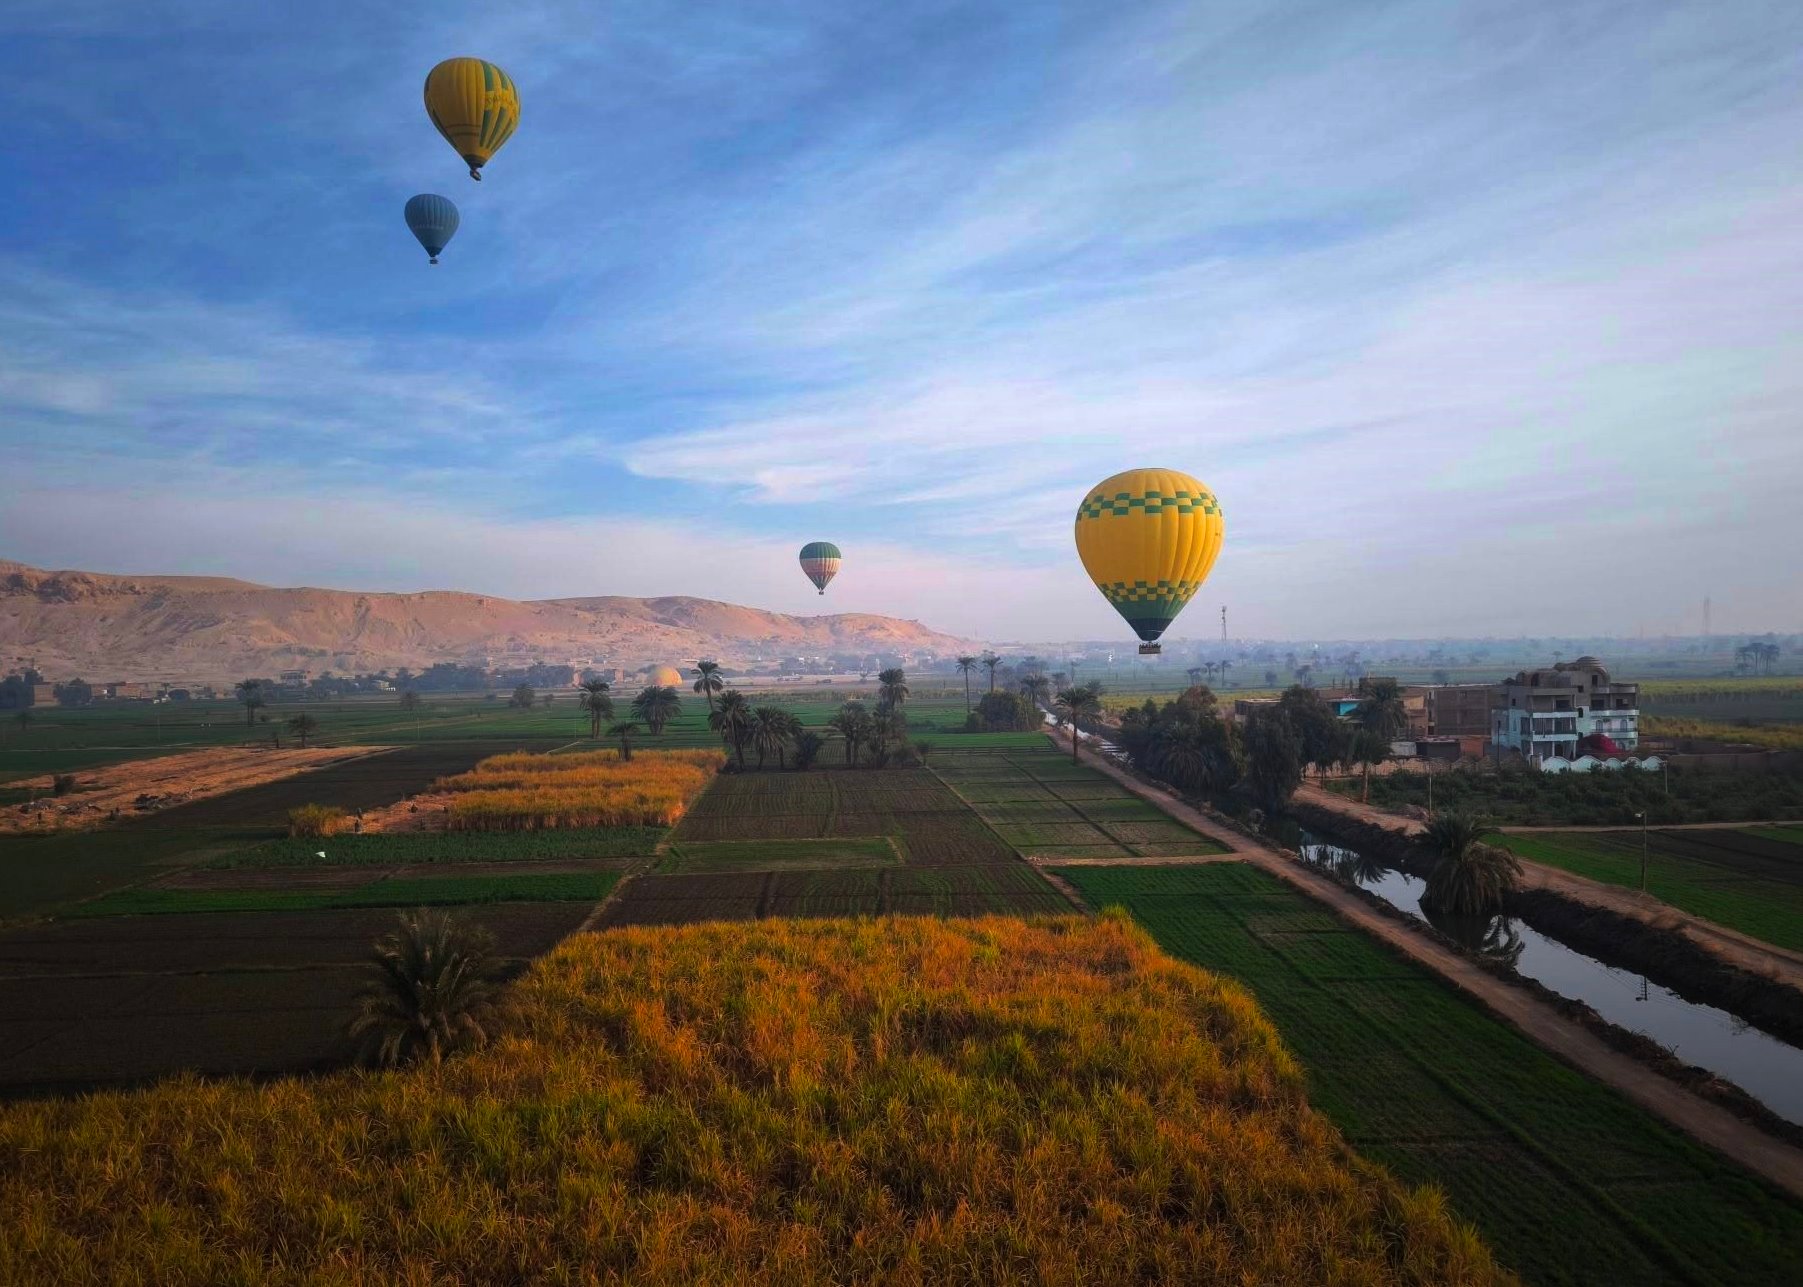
[1492,657,1638,761]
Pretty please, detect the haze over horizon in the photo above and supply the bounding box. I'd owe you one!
[4,1,1800,642]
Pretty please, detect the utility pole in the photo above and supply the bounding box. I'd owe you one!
[1702,596,1711,641]
[1220,605,1227,644]
[1637,810,1649,892]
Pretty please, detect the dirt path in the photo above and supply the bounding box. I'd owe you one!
[1296,784,1803,990]
[1054,730,1803,1201]
[4,745,393,833]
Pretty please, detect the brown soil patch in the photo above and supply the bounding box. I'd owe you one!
[3,746,391,834]
[356,790,457,833]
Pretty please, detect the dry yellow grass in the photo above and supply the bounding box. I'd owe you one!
[434,748,724,830]
[0,914,1507,1285]
[1642,716,1803,752]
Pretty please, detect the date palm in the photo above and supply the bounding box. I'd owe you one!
[606,720,640,761]
[1018,673,1050,705]
[752,705,794,769]
[828,699,872,766]
[691,660,724,714]
[346,909,499,1068]
[236,679,264,727]
[981,652,1002,694]
[1054,684,1103,764]
[578,679,614,739]
[1421,814,1520,916]
[955,655,979,715]
[631,684,682,735]
[877,667,910,711]
[709,690,753,770]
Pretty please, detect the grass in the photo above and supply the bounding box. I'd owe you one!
[0,915,1505,1284]
[0,826,269,919]
[209,826,667,868]
[69,870,620,917]
[658,836,901,873]
[1058,863,1803,1286]
[1499,829,1803,953]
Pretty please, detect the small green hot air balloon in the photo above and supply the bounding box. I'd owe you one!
[799,542,841,595]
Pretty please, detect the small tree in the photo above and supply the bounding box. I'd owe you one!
[346,910,499,1068]
[606,721,640,761]
[398,689,421,711]
[1348,729,1390,803]
[709,690,754,770]
[1053,685,1103,764]
[286,713,320,748]
[913,739,933,764]
[1242,707,1303,813]
[51,773,77,797]
[509,684,536,709]
[792,730,825,770]
[631,685,682,734]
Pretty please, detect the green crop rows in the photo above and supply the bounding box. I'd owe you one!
[1058,863,1803,1287]
[71,869,621,917]
[933,743,1226,859]
[1501,828,1803,953]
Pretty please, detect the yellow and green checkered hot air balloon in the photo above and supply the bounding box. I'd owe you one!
[424,57,520,180]
[1074,467,1223,655]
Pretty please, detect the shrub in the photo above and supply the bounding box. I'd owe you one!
[288,803,348,838]
[50,774,77,797]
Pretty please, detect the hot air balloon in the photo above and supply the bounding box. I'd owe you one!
[1073,467,1223,655]
[423,57,520,180]
[404,194,459,264]
[799,542,841,595]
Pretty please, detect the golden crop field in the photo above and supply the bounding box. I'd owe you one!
[435,748,724,830]
[0,915,1503,1286]
[1641,716,1803,752]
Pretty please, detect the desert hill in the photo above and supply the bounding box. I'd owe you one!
[0,561,977,682]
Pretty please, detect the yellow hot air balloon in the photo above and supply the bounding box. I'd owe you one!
[649,665,683,687]
[1074,467,1223,655]
[424,58,520,180]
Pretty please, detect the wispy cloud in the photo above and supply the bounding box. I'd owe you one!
[2,0,1800,638]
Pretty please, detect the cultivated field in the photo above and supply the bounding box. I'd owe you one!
[433,748,723,830]
[0,915,1507,1284]
[1500,827,1803,953]
[1642,678,1803,725]
[1334,762,1803,825]
[1059,862,1803,1286]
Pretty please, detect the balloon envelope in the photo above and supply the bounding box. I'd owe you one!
[1073,468,1223,651]
[649,666,683,687]
[424,57,520,179]
[799,541,841,595]
[404,194,460,263]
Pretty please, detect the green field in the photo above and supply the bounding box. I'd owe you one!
[1058,862,1803,1286]
[657,836,901,873]
[1334,763,1803,825]
[70,869,620,917]
[209,826,667,868]
[934,741,1228,859]
[1500,828,1803,952]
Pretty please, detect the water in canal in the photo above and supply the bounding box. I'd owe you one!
[1288,830,1803,1127]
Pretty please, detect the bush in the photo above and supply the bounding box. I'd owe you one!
[50,774,77,797]
[288,803,348,838]
[347,909,498,1067]
[973,691,1039,732]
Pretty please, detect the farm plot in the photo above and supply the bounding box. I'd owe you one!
[434,749,723,830]
[70,867,621,917]
[209,827,666,868]
[658,837,900,874]
[0,903,591,1091]
[1058,863,1803,1287]
[1501,828,1803,953]
[935,745,1227,859]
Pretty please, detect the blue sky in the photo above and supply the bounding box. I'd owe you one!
[3,0,1800,641]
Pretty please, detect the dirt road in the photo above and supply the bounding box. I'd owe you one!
[1051,729,1803,1201]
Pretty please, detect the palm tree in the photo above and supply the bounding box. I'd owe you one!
[877,667,910,711]
[955,655,979,714]
[709,690,754,770]
[578,679,614,739]
[15,710,33,734]
[286,713,319,748]
[1217,659,1232,688]
[606,720,640,761]
[1054,685,1103,764]
[631,685,682,735]
[236,679,264,727]
[751,705,792,769]
[691,660,724,714]
[1421,814,1520,916]
[1018,674,1050,706]
[827,699,872,766]
[981,652,1002,694]
[1186,666,1204,687]
[1354,677,1408,742]
[346,909,499,1068]
[1348,729,1389,803]
[398,690,421,712]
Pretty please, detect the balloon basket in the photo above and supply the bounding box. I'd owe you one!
[1138,643,1162,656]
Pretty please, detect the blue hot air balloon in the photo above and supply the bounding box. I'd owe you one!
[404,194,460,264]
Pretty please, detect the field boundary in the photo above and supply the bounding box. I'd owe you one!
[928,764,1088,912]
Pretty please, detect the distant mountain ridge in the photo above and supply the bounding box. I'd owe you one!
[0,561,977,682]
